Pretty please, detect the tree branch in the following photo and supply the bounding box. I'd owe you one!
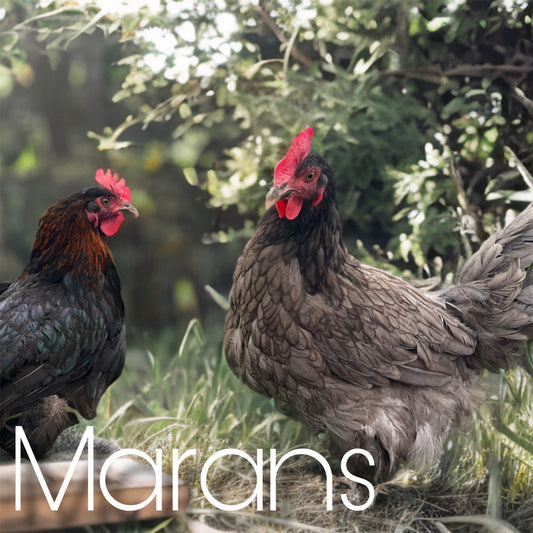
[255,5,313,68]
[384,63,533,83]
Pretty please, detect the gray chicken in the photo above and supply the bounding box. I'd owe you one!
[224,127,533,481]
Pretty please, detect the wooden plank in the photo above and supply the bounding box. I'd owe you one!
[0,459,189,532]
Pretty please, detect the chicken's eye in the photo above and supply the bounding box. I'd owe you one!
[101,197,110,206]
[305,170,316,182]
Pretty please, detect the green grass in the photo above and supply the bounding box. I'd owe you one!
[85,320,533,532]
[95,319,313,487]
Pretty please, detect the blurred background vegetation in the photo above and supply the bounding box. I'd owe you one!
[1,0,532,337]
[1,0,532,530]
[1,0,533,334]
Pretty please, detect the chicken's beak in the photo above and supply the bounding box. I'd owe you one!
[265,184,294,210]
[265,186,281,211]
[121,201,139,218]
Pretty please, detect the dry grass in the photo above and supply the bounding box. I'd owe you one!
[177,458,532,533]
[87,322,533,533]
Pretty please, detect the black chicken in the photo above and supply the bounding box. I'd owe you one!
[224,127,533,481]
[0,169,138,458]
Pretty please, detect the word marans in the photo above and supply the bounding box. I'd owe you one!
[14,426,375,512]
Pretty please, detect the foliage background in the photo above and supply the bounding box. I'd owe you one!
[0,0,532,531]
[2,0,533,331]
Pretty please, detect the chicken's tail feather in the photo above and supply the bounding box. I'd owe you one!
[442,204,533,371]
[457,203,533,282]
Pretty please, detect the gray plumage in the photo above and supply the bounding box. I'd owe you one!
[224,131,533,481]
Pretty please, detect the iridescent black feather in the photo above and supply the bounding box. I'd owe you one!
[0,186,133,458]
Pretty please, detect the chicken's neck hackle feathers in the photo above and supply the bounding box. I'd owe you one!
[0,172,135,460]
[261,157,347,292]
[23,190,113,286]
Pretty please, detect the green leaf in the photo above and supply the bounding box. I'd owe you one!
[204,285,230,311]
[183,167,199,186]
[504,146,533,189]
[492,420,533,455]
[12,145,37,174]
[441,96,465,118]
[0,64,13,98]
[0,31,19,52]
[486,190,533,203]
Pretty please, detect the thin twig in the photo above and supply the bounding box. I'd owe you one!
[504,146,533,190]
[64,9,107,48]
[450,159,469,214]
[283,23,301,78]
[450,158,474,258]
[384,64,533,84]
[423,515,522,533]
[512,87,533,118]
[255,4,312,68]
[13,5,81,30]
[186,508,334,532]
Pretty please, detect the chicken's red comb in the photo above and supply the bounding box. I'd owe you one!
[94,169,132,202]
[274,127,313,186]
